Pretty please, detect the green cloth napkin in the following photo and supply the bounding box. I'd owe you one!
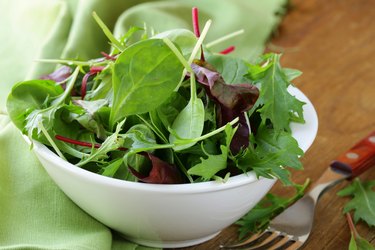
[0,0,287,249]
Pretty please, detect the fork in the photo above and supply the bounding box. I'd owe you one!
[220,131,375,250]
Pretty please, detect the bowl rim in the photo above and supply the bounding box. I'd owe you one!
[29,86,318,194]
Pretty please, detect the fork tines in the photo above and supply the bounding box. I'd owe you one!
[219,228,303,250]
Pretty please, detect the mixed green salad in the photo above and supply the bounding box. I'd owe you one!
[6,10,305,185]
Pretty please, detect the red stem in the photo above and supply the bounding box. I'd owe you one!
[192,7,200,37]
[100,52,117,61]
[192,7,205,61]
[81,72,91,100]
[346,213,359,239]
[55,135,101,148]
[220,46,236,55]
[55,135,127,151]
[90,66,106,73]
[81,66,105,100]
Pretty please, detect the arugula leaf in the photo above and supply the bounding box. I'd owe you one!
[249,54,305,131]
[188,145,228,181]
[237,180,309,239]
[77,120,125,167]
[187,124,237,181]
[100,158,124,178]
[110,39,184,126]
[337,178,375,227]
[70,99,108,140]
[238,125,304,185]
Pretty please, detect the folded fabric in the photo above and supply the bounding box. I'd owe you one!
[0,0,287,249]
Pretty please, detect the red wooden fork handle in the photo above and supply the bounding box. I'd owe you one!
[330,131,375,178]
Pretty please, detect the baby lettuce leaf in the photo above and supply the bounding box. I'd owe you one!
[337,178,375,227]
[249,54,305,131]
[40,65,72,83]
[111,39,184,126]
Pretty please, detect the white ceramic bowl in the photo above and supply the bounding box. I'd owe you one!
[28,87,318,248]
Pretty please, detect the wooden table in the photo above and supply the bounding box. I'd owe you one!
[181,0,375,249]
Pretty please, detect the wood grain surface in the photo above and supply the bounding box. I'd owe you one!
[178,0,375,249]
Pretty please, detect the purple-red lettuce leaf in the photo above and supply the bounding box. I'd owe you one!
[129,152,183,184]
[40,66,72,83]
[191,61,259,154]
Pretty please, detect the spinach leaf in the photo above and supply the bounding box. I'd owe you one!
[148,92,187,141]
[206,54,251,84]
[169,94,205,151]
[153,29,197,59]
[7,79,64,130]
[110,39,184,126]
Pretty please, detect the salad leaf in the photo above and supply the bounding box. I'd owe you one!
[169,94,205,151]
[187,145,228,180]
[77,120,125,167]
[337,178,375,227]
[110,38,184,126]
[129,152,183,184]
[6,79,64,131]
[238,125,304,185]
[206,54,251,84]
[249,53,305,131]
[153,29,198,59]
[101,158,124,178]
[349,233,375,250]
[191,61,259,154]
[40,65,72,83]
[70,99,108,140]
